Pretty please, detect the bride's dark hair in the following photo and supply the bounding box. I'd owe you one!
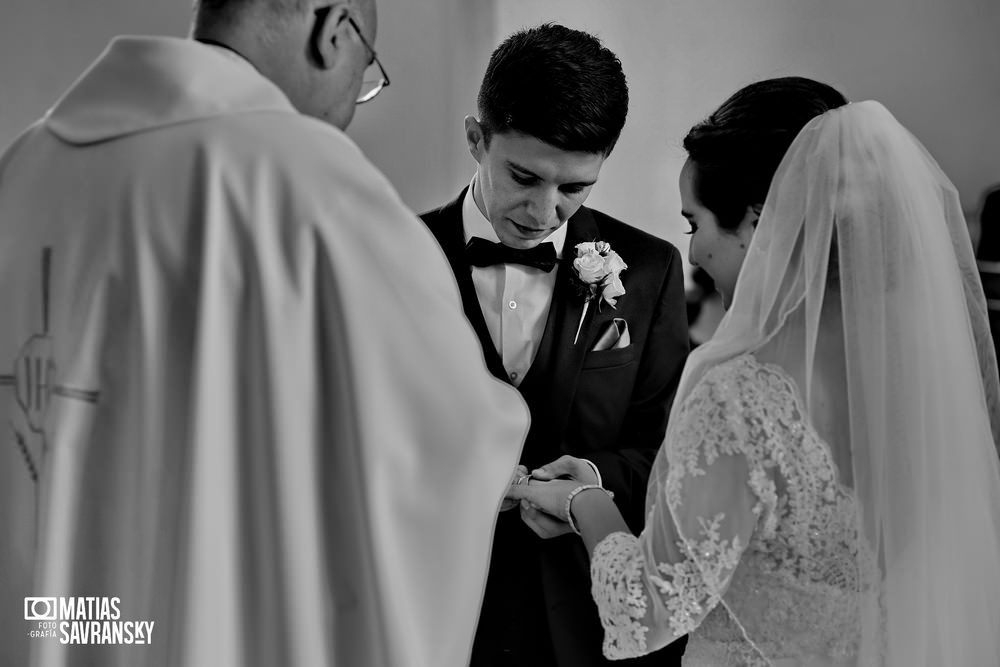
[683,76,848,231]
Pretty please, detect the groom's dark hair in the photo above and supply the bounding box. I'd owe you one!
[684,76,848,231]
[477,23,629,156]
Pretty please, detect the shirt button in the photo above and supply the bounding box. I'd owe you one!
[510,372,518,380]
[508,300,517,310]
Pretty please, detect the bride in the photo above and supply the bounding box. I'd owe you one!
[509,79,1000,665]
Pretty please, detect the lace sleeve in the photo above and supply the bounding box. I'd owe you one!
[591,358,779,659]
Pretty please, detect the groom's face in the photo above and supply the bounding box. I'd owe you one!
[466,118,605,249]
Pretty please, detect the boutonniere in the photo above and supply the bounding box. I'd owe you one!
[571,240,627,344]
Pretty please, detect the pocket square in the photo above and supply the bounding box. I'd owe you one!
[591,318,630,352]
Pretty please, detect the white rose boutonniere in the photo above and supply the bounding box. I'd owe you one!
[571,240,628,344]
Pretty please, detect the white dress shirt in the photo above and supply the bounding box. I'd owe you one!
[462,177,568,386]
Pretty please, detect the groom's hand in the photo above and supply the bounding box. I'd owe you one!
[519,500,573,539]
[510,477,586,538]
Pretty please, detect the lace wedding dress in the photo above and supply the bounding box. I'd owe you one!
[593,354,878,665]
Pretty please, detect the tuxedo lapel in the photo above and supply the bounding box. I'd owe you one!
[518,208,602,431]
[424,189,509,382]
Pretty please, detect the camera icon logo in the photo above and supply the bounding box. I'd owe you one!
[24,597,57,621]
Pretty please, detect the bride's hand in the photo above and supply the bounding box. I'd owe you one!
[507,478,581,521]
[530,454,598,485]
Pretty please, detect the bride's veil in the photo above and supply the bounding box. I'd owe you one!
[654,101,1000,664]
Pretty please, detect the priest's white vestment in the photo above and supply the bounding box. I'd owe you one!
[0,36,529,667]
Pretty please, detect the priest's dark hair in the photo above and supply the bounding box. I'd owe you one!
[683,76,849,231]
[477,23,629,156]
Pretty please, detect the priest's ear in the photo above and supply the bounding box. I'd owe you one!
[310,3,353,70]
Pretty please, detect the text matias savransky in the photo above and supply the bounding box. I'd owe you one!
[25,596,154,645]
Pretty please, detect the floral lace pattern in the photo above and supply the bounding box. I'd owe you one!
[592,532,649,657]
[591,354,878,664]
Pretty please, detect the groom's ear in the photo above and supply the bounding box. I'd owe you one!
[465,116,486,164]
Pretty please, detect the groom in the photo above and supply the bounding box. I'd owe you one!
[421,24,689,667]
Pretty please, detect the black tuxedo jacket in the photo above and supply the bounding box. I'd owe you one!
[422,190,689,666]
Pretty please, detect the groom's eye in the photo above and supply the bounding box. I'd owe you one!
[510,171,537,186]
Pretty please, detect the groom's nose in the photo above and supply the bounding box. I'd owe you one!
[524,188,561,227]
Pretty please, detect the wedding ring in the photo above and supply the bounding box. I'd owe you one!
[516,474,529,486]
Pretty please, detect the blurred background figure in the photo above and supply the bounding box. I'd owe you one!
[977,185,1000,360]
[685,267,725,348]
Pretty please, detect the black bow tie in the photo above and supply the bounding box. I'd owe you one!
[465,237,558,272]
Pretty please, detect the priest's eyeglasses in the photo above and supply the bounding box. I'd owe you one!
[347,17,390,104]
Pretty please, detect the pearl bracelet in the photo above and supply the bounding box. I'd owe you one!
[564,484,615,536]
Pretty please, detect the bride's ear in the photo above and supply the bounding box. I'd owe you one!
[735,204,762,243]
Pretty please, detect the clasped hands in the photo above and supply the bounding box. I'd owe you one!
[502,455,600,538]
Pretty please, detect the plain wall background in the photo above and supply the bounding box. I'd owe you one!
[0,1,192,147]
[2,0,998,273]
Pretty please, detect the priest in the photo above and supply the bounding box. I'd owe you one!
[0,1,528,665]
